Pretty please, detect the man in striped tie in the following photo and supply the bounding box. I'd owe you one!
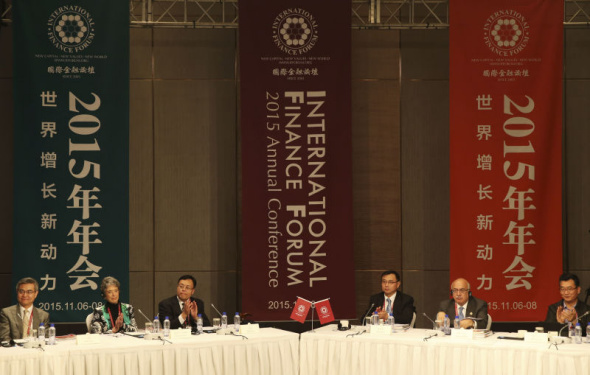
[437,278,488,329]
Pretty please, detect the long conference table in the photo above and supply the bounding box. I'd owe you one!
[1,325,590,375]
[0,328,299,375]
[300,325,590,375]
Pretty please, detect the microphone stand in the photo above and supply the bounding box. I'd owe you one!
[558,322,570,337]
[211,304,226,330]
[422,312,436,327]
[362,304,375,326]
[557,310,590,336]
[137,309,152,323]
[211,303,223,318]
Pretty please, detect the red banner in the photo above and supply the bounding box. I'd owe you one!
[239,0,355,320]
[315,298,335,325]
[450,1,563,321]
[290,297,312,323]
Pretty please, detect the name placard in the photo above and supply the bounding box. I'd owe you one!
[240,324,260,335]
[170,328,192,340]
[451,329,474,340]
[524,332,548,343]
[76,334,101,345]
[369,325,392,335]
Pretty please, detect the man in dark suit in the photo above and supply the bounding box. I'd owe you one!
[545,273,589,334]
[436,277,488,329]
[0,277,50,342]
[364,270,416,325]
[158,275,211,329]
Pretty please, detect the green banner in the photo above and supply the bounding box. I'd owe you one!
[12,1,129,321]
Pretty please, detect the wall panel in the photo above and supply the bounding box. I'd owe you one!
[129,80,154,272]
[400,80,450,272]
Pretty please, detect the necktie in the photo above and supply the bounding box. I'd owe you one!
[386,298,392,314]
[458,306,465,320]
[180,302,186,327]
[23,309,29,338]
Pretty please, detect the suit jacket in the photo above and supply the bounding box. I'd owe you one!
[545,299,590,325]
[438,296,488,329]
[0,305,50,341]
[364,291,416,324]
[158,296,211,329]
[90,303,137,334]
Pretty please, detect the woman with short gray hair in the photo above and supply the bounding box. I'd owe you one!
[90,276,137,333]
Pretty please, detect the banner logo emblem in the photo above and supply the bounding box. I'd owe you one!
[320,306,328,314]
[483,10,530,56]
[48,6,95,53]
[272,9,318,55]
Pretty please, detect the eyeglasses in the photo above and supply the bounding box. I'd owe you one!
[451,288,469,294]
[381,280,399,285]
[17,289,36,295]
[178,285,194,291]
[559,287,577,293]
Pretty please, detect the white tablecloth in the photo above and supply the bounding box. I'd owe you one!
[0,327,299,375]
[300,325,590,375]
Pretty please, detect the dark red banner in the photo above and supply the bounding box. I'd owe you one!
[239,0,354,320]
[450,0,563,321]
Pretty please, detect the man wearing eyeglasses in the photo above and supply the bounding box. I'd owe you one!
[545,273,589,329]
[436,278,488,329]
[0,277,50,342]
[158,275,211,329]
[364,270,415,324]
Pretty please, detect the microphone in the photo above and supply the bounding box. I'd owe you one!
[423,312,446,333]
[362,303,375,326]
[579,310,590,322]
[558,322,570,337]
[137,309,152,323]
[558,310,590,336]
[423,312,438,327]
[211,303,223,318]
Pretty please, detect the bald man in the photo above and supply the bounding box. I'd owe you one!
[436,278,488,329]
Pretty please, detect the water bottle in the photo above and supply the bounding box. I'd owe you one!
[221,312,228,329]
[371,311,379,325]
[387,313,395,333]
[197,314,203,334]
[234,312,241,333]
[575,323,582,344]
[443,314,450,335]
[454,315,460,329]
[163,316,170,338]
[38,323,46,342]
[153,316,160,333]
[586,322,590,343]
[47,324,56,345]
